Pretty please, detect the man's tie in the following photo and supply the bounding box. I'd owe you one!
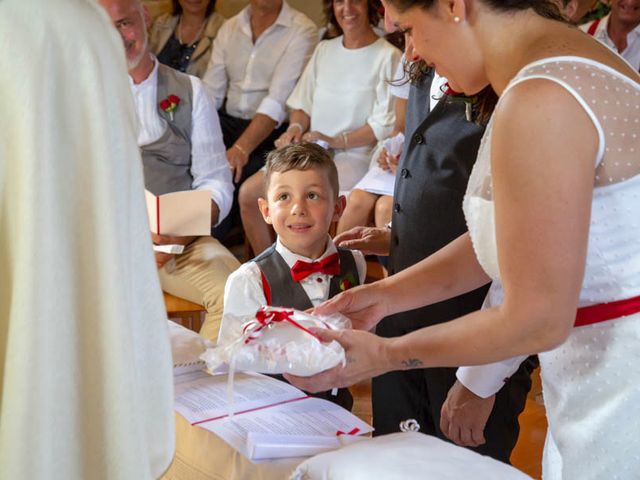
[290,253,340,282]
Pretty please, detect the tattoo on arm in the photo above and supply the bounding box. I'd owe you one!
[401,358,423,369]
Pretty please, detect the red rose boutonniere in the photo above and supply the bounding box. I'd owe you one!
[338,272,357,292]
[441,82,477,122]
[159,94,181,121]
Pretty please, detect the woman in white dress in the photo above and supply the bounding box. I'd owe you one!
[286,0,640,478]
[239,0,400,254]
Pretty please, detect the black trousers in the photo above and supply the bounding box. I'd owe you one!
[218,110,288,184]
[372,352,537,464]
[215,110,288,239]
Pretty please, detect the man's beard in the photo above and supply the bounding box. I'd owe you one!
[127,31,149,70]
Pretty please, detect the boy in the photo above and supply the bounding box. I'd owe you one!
[220,143,367,409]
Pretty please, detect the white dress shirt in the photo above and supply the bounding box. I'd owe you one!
[219,237,366,343]
[429,72,448,111]
[581,13,640,71]
[130,58,234,224]
[202,1,318,125]
[455,283,529,398]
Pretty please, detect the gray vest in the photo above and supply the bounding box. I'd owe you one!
[141,64,194,195]
[254,245,360,310]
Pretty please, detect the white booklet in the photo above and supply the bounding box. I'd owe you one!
[353,166,396,196]
[168,320,213,376]
[145,189,211,236]
[174,370,373,462]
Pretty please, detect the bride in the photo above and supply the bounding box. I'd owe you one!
[285,0,640,478]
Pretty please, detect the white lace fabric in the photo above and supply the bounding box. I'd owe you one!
[463,57,640,480]
[463,56,640,305]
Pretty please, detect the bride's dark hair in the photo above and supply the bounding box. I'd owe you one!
[387,0,565,22]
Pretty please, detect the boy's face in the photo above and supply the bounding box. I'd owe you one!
[258,168,345,259]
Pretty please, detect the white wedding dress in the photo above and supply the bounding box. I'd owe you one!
[463,57,640,479]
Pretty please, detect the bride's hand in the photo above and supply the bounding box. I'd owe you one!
[313,283,388,331]
[284,327,393,392]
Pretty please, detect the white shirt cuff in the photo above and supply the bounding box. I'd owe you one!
[257,96,287,126]
[456,355,528,399]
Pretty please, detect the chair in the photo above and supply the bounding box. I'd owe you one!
[163,292,205,333]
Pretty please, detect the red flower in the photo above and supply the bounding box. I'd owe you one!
[168,94,180,105]
[159,99,171,111]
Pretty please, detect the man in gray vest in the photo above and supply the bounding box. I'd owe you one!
[99,0,239,341]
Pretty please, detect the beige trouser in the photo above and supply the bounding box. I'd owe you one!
[158,236,240,342]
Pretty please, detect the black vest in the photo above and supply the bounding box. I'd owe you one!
[254,244,360,309]
[382,71,489,332]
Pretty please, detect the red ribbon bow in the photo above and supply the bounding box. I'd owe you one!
[242,307,320,344]
[290,253,340,282]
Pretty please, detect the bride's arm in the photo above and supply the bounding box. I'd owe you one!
[315,231,491,330]
[379,232,491,315]
[386,79,598,368]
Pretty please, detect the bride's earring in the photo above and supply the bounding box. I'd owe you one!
[453,16,461,23]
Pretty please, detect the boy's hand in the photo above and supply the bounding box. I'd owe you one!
[334,226,391,256]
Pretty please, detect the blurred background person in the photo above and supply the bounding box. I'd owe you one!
[239,0,401,255]
[581,0,640,70]
[202,0,318,186]
[149,0,225,78]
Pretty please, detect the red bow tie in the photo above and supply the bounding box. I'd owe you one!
[291,253,340,282]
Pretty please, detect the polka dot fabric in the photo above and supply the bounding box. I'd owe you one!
[463,57,640,480]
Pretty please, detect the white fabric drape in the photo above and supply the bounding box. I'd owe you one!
[0,0,174,478]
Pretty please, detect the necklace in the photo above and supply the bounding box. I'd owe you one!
[177,15,206,47]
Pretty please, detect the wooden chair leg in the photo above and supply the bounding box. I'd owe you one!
[163,292,205,333]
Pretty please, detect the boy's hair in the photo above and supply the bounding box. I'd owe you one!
[263,143,339,197]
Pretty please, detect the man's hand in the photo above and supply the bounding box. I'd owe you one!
[151,233,196,269]
[334,226,391,256]
[227,145,249,183]
[440,380,495,447]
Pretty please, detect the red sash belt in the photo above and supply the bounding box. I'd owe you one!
[574,294,640,327]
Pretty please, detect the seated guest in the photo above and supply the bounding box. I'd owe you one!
[202,0,318,185]
[336,57,410,235]
[240,0,401,255]
[220,143,366,409]
[99,0,240,342]
[581,0,640,70]
[149,0,225,78]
